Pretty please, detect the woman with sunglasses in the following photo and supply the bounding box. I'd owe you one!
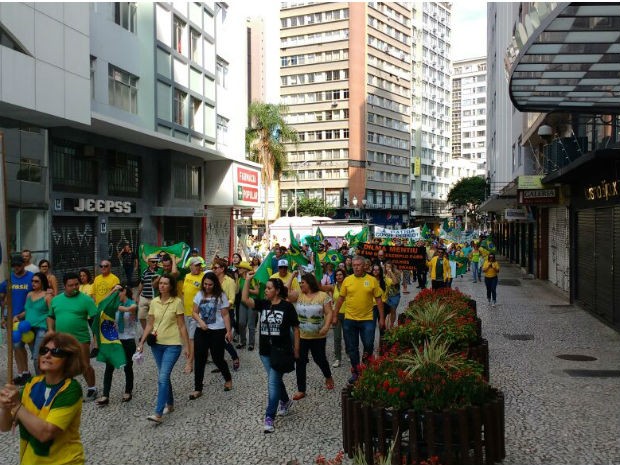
[241,273,300,433]
[38,259,58,296]
[23,272,53,375]
[137,274,189,424]
[189,272,233,399]
[1,332,85,465]
[96,285,138,406]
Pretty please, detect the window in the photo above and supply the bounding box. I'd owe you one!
[115,2,137,33]
[174,89,187,125]
[90,56,96,99]
[216,115,229,146]
[216,58,228,88]
[107,152,141,197]
[173,164,201,200]
[108,65,138,113]
[50,141,97,194]
[190,28,201,64]
[173,16,185,54]
[16,158,42,183]
[190,98,202,132]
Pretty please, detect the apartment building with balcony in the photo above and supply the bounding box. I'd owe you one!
[0,2,259,282]
[410,2,452,222]
[279,2,412,227]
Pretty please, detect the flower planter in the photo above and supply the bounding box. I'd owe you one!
[342,386,505,465]
[467,337,489,381]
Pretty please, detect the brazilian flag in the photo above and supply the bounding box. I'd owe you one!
[253,251,274,299]
[92,292,126,369]
[315,227,325,244]
[288,227,309,267]
[346,227,369,247]
[138,242,191,274]
[421,224,431,239]
[325,250,344,265]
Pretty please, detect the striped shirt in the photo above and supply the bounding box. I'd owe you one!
[140,268,161,299]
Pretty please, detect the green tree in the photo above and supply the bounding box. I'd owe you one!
[296,197,336,217]
[246,102,298,236]
[447,176,487,206]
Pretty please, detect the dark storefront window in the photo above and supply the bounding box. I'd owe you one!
[51,140,97,193]
[173,163,201,200]
[108,151,141,197]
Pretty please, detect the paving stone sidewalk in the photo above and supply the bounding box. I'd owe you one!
[1,258,619,465]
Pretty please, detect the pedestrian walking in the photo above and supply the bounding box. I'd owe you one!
[427,247,451,290]
[482,254,500,307]
[23,272,53,375]
[117,243,138,286]
[236,261,259,350]
[137,254,161,329]
[469,243,482,283]
[181,257,205,373]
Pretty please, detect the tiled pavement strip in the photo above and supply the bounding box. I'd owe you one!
[1,258,619,465]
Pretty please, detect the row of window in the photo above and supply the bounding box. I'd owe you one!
[458,75,487,84]
[367,35,410,63]
[285,109,349,124]
[367,170,409,185]
[461,86,487,95]
[367,132,409,150]
[367,94,410,114]
[281,89,350,105]
[367,74,409,98]
[367,150,409,168]
[281,69,349,87]
[368,54,410,80]
[281,28,349,48]
[367,113,409,133]
[454,63,487,75]
[280,8,349,28]
[297,129,350,142]
[462,141,486,149]
[461,119,486,128]
[368,2,411,28]
[368,15,411,46]
[462,130,486,138]
[280,49,349,68]
[287,148,349,162]
[462,108,486,116]
[364,189,409,207]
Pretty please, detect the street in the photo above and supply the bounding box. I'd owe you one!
[1,259,619,465]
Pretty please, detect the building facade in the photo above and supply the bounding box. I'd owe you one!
[0,2,259,283]
[279,2,412,228]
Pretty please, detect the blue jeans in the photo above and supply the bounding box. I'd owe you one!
[343,319,376,373]
[260,355,290,419]
[485,276,498,303]
[150,344,182,416]
[30,327,47,375]
[471,262,481,282]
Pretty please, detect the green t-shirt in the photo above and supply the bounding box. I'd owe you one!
[25,296,49,329]
[49,293,99,343]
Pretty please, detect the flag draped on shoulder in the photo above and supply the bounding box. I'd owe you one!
[92,292,126,369]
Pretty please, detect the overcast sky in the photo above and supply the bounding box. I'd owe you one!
[451,1,488,61]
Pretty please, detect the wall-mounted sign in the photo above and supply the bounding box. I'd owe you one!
[518,188,559,205]
[63,198,136,214]
[518,175,544,190]
[584,179,619,201]
[504,208,529,221]
[233,164,260,207]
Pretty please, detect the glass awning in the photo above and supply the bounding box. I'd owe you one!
[508,3,620,113]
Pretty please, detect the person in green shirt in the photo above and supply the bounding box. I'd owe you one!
[48,272,99,402]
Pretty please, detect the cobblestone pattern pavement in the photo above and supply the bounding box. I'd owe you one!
[1,258,619,465]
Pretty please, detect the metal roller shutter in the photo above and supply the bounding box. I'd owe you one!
[548,207,570,292]
[52,217,97,291]
[206,207,231,261]
[613,206,620,330]
[108,218,141,285]
[595,208,613,321]
[576,209,595,312]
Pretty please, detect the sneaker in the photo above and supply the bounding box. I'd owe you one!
[89,348,99,358]
[347,373,358,385]
[263,416,275,433]
[84,388,98,402]
[492,302,497,308]
[277,399,293,416]
[332,359,341,368]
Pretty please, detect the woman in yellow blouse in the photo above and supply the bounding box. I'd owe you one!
[482,254,500,307]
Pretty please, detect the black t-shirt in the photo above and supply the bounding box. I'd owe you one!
[254,298,300,357]
[120,251,137,267]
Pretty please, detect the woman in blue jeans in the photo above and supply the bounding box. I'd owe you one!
[137,275,189,424]
[241,274,300,433]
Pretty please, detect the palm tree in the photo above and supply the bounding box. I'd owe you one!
[245,102,298,238]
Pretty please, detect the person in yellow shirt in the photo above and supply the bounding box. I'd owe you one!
[333,256,384,384]
[426,248,451,290]
[92,260,120,305]
[181,258,205,373]
[269,259,301,293]
[482,254,500,307]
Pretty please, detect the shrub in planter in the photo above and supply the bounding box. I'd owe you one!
[411,288,475,318]
[353,337,489,412]
[385,301,478,351]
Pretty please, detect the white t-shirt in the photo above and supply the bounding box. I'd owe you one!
[193,291,230,330]
[116,298,137,340]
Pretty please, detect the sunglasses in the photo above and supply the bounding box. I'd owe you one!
[99,264,110,268]
[39,346,70,358]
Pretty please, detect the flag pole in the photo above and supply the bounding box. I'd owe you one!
[0,132,14,384]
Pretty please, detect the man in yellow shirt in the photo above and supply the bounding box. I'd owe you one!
[269,259,301,293]
[181,258,205,372]
[92,259,120,305]
[334,256,384,384]
[426,248,451,290]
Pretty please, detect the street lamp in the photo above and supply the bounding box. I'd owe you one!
[352,195,358,218]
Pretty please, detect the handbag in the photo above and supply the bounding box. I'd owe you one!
[145,301,172,346]
[266,306,295,373]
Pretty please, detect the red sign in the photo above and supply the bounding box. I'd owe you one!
[237,167,259,186]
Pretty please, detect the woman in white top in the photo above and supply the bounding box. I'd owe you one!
[190,272,233,399]
[287,272,334,400]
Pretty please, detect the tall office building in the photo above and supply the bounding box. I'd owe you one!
[451,57,487,177]
[0,2,259,281]
[279,2,412,227]
[410,2,452,221]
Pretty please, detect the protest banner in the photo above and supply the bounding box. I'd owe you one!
[357,242,426,271]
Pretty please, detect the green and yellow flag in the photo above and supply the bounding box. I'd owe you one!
[138,242,191,274]
[92,292,126,369]
[288,227,309,267]
[254,251,275,299]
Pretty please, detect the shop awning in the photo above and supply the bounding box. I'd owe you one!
[542,147,620,183]
[508,3,620,113]
[479,194,518,212]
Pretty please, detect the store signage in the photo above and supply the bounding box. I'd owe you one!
[518,175,544,190]
[504,208,529,221]
[69,198,134,213]
[233,165,260,206]
[584,179,619,201]
[518,188,558,205]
